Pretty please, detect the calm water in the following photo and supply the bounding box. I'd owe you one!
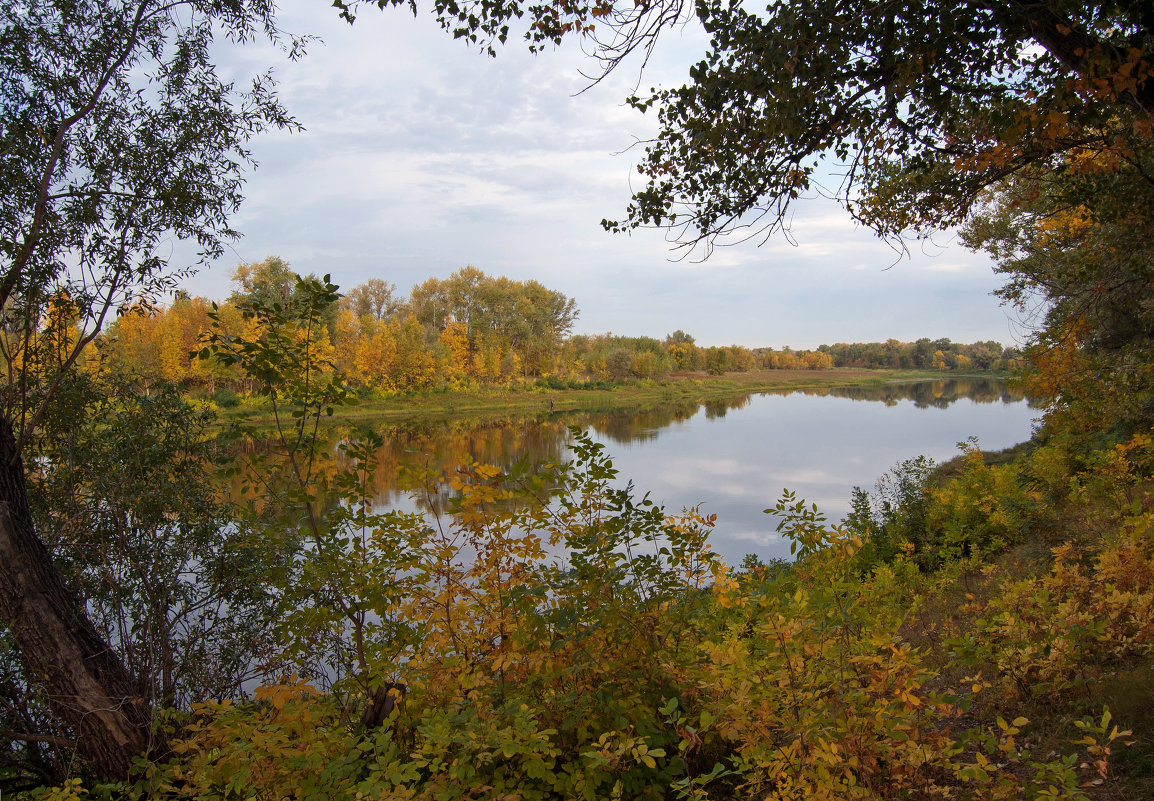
[338,379,1037,565]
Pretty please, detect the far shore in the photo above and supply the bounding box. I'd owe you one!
[213,368,1014,428]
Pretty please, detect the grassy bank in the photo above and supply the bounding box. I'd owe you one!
[214,368,998,427]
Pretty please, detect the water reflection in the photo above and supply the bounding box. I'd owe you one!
[585,400,704,443]
[575,378,1028,446]
[231,379,1036,564]
[814,377,1029,408]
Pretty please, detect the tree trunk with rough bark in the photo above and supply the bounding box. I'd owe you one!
[0,415,157,780]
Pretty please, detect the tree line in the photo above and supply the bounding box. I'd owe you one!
[86,257,1017,402]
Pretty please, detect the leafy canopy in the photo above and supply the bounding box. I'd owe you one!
[0,0,302,779]
[609,0,1154,251]
[0,0,300,435]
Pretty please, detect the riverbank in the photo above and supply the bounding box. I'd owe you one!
[214,368,1011,427]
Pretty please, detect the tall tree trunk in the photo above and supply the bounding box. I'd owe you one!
[0,415,157,780]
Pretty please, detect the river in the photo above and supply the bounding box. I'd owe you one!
[316,378,1037,564]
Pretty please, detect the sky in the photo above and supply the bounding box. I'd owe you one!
[180,1,1028,350]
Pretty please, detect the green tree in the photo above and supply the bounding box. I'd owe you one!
[0,0,296,778]
[229,256,298,309]
[29,377,270,708]
[509,278,580,376]
[230,257,340,340]
[408,267,578,377]
[962,148,1154,435]
[199,275,430,731]
[597,0,1154,249]
[704,346,731,375]
[603,347,634,380]
[342,277,403,321]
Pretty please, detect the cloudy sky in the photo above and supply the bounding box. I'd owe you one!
[182,2,1026,350]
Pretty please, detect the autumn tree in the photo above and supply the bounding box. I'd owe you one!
[98,304,163,387]
[0,0,297,779]
[589,0,1153,250]
[963,145,1154,434]
[800,349,834,370]
[664,330,703,371]
[438,319,472,381]
[154,294,213,384]
[386,315,441,389]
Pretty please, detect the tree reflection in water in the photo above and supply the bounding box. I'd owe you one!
[225,379,1034,559]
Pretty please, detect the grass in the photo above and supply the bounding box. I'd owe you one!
[213,367,994,427]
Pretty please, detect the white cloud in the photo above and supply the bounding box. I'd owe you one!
[726,529,783,545]
[183,0,1019,348]
[923,261,973,273]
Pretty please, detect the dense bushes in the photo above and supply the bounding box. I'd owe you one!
[79,436,1147,801]
[12,279,1153,799]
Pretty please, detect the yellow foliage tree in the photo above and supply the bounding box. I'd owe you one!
[438,319,471,382]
